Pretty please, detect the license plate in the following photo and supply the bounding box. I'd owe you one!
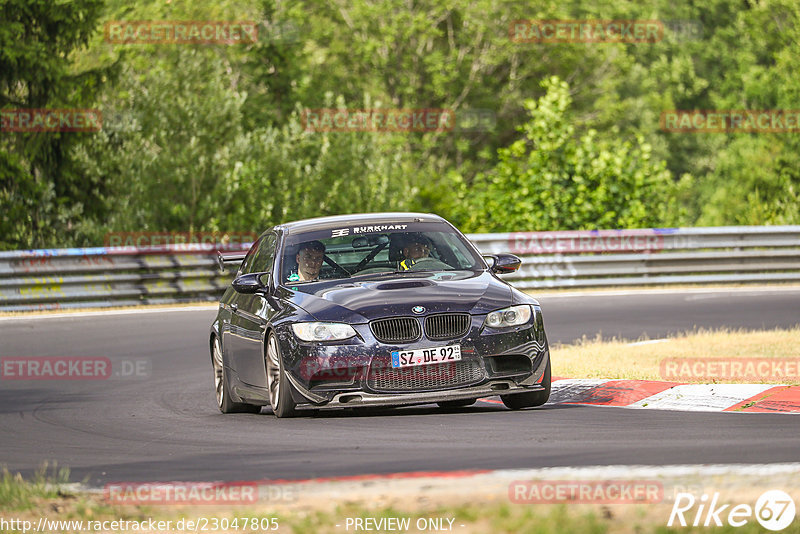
[391,345,461,368]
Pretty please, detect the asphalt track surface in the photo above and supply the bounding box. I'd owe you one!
[1,288,798,486]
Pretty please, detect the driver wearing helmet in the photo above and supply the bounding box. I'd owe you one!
[287,240,325,282]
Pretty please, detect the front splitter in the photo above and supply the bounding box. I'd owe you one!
[299,380,545,410]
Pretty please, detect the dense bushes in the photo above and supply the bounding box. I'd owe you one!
[2,0,798,249]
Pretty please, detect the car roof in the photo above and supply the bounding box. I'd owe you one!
[275,212,448,236]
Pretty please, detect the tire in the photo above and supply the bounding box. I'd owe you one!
[501,359,551,410]
[266,334,297,418]
[437,399,477,408]
[212,336,261,414]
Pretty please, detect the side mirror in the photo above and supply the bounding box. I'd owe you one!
[232,273,268,294]
[487,253,522,274]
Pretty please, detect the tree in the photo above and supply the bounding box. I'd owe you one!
[0,0,109,249]
[456,77,688,233]
[76,50,424,238]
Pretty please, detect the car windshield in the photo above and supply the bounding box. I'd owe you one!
[280,223,484,284]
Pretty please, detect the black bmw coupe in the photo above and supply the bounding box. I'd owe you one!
[210,213,551,417]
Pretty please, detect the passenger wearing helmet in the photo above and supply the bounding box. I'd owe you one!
[399,234,431,271]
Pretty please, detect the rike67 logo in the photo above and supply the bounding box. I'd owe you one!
[669,490,796,531]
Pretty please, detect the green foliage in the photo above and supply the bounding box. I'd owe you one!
[74,49,249,235]
[697,136,800,226]
[690,0,800,226]
[0,0,110,249]
[456,77,687,232]
[0,464,70,511]
[2,0,799,250]
[74,49,423,240]
[209,103,421,232]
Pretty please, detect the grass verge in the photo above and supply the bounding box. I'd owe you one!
[0,473,797,534]
[0,464,70,511]
[550,327,800,383]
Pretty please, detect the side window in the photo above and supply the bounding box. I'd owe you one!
[441,233,470,268]
[238,239,261,275]
[249,234,277,274]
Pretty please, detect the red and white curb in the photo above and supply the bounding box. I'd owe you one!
[480,378,800,413]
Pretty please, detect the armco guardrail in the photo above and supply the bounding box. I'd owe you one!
[0,243,249,312]
[1,226,799,312]
[471,226,800,289]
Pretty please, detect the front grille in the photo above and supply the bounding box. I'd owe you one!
[425,313,470,340]
[366,359,485,392]
[370,317,421,343]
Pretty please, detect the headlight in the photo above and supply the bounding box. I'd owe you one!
[484,305,533,329]
[292,322,357,342]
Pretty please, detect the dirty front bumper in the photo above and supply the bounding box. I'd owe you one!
[277,310,549,409]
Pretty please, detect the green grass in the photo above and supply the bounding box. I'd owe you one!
[0,472,798,534]
[277,503,800,534]
[489,504,607,534]
[0,464,70,511]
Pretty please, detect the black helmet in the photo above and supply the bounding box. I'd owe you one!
[398,232,431,248]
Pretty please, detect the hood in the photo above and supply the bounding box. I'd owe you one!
[281,271,511,323]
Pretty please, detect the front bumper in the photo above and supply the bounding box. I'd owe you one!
[277,309,549,408]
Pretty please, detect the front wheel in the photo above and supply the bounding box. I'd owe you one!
[501,359,551,410]
[266,334,297,418]
[212,337,261,414]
